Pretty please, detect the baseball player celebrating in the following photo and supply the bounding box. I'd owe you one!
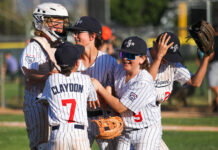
[19,2,69,150]
[37,42,98,150]
[92,36,162,150]
[68,16,118,150]
[147,32,214,150]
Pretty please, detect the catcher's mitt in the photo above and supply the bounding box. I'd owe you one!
[92,116,124,139]
[188,20,215,55]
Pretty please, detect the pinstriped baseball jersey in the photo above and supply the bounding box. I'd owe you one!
[77,51,118,87]
[147,49,192,103]
[40,72,97,127]
[20,39,55,102]
[78,51,118,150]
[19,38,54,149]
[114,64,161,129]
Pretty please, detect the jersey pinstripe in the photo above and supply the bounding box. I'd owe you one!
[114,64,162,150]
[147,49,192,103]
[19,38,54,149]
[146,49,192,150]
[40,72,97,127]
[77,51,118,87]
[78,51,118,150]
[114,64,161,129]
[39,72,96,150]
[20,40,51,98]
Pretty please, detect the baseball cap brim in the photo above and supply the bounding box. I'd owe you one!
[163,51,183,63]
[67,26,87,31]
[118,48,146,55]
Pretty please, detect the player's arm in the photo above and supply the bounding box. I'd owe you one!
[91,78,128,114]
[22,66,57,84]
[187,52,214,87]
[148,33,174,80]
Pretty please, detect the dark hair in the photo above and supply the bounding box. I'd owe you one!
[88,32,103,49]
[140,55,150,70]
[60,65,75,76]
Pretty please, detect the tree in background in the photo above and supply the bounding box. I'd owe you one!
[0,0,26,36]
[110,0,171,27]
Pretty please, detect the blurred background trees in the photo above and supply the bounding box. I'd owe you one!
[110,0,171,26]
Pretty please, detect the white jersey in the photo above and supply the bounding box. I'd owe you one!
[39,72,97,127]
[114,64,161,129]
[77,51,118,87]
[147,49,192,103]
[19,37,56,104]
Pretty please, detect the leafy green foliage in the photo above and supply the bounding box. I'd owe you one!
[0,0,26,35]
[110,0,171,26]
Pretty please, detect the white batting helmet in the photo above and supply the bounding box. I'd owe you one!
[33,2,69,43]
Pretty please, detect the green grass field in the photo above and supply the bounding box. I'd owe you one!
[163,131,218,150]
[1,114,218,126]
[0,127,218,150]
[1,59,217,150]
[1,114,218,150]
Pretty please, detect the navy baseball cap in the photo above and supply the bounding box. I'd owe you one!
[55,42,84,67]
[68,16,102,34]
[119,36,147,55]
[156,32,182,63]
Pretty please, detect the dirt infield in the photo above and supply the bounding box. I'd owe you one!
[1,121,218,132]
[1,107,218,118]
[0,107,23,115]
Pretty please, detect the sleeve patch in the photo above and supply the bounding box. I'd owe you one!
[128,92,137,101]
[25,55,35,64]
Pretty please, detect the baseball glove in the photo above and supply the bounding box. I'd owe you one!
[188,20,215,55]
[92,116,124,139]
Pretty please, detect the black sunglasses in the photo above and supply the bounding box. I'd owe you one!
[120,52,141,60]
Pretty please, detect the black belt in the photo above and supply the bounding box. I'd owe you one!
[52,124,84,131]
[125,126,148,132]
[87,110,112,117]
[88,110,103,117]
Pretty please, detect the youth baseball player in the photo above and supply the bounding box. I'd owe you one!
[92,36,162,150]
[37,42,98,150]
[19,2,69,150]
[69,16,118,150]
[147,32,214,150]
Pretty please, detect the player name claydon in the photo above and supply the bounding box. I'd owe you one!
[51,83,84,95]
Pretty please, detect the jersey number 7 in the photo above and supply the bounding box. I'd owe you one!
[62,99,76,123]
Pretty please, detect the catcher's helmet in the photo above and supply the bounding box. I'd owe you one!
[33,2,69,43]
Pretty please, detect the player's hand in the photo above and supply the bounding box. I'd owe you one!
[156,33,174,59]
[49,69,59,75]
[88,100,101,109]
[91,78,101,91]
[203,51,215,62]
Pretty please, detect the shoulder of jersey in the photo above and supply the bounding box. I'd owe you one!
[98,51,116,59]
[140,70,153,82]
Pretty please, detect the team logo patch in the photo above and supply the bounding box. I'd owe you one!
[125,39,135,48]
[25,56,35,64]
[128,92,137,101]
[75,19,83,25]
[170,44,179,52]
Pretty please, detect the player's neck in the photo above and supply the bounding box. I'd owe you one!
[125,69,140,83]
[81,46,98,68]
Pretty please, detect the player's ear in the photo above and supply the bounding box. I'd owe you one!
[89,32,96,41]
[139,55,146,64]
[75,60,80,67]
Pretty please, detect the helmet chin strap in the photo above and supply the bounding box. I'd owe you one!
[41,25,59,42]
[41,24,63,47]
